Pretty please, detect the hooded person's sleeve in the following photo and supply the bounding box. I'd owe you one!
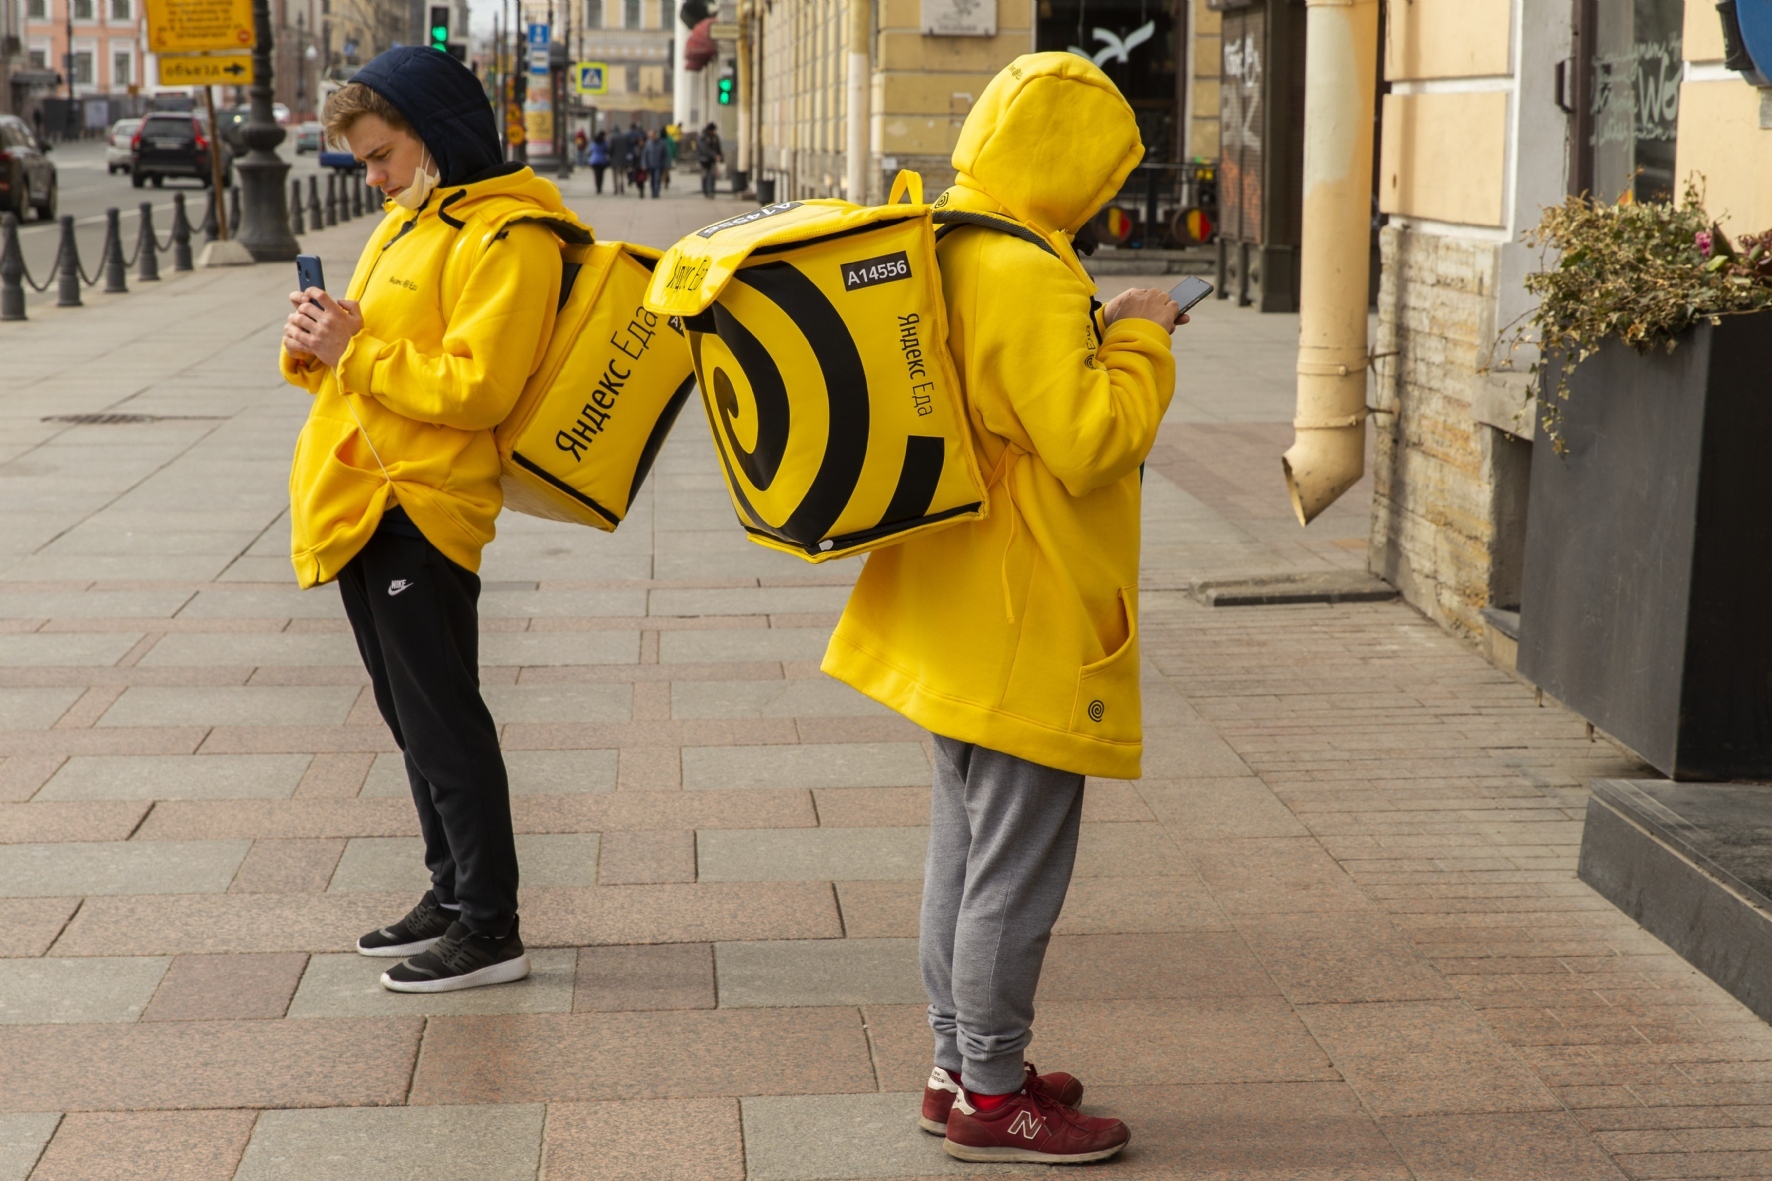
[967,239,1175,497]
[333,222,562,432]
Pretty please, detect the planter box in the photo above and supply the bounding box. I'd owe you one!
[1517,314,1772,780]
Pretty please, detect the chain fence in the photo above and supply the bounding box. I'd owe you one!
[1,167,381,322]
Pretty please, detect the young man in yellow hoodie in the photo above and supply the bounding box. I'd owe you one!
[281,47,589,993]
[822,54,1180,1163]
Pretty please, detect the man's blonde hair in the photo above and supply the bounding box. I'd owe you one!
[321,82,409,147]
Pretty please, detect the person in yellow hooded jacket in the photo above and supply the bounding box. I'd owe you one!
[281,47,590,994]
[821,54,1180,1164]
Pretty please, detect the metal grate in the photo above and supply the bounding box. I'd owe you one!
[42,413,164,425]
[41,413,221,425]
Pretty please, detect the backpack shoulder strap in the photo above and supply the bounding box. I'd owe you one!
[931,209,1060,259]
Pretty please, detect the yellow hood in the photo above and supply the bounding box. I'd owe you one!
[424,166,592,244]
[948,53,1144,236]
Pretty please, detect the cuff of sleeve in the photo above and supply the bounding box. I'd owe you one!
[279,348,322,390]
[1102,317,1173,348]
[336,333,385,399]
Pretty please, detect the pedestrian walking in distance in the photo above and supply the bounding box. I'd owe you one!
[280,46,591,994]
[588,130,609,193]
[608,127,628,194]
[822,52,1181,1164]
[697,121,723,198]
[641,129,669,199]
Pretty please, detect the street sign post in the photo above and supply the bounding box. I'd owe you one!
[143,0,255,54]
[156,51,254,85]
[574,62,607,94]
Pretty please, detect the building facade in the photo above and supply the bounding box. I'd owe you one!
[574,0,675,125]
[13,0,147,127]
[1367,0,1772,645]
[742,0,1219,205]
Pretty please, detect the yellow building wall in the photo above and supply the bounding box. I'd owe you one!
[1384,0,1511,80]
[1675,82,1772,232]
[1378,92,1508,227]
[1189,0,1220,160]
[1673,0,1772,233]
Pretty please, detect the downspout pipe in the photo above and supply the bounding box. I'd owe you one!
[845,0,869,202]
[1282,0,1379,525]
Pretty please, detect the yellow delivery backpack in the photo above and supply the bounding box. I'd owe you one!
[497,240,697,529]
[642,172,987,562]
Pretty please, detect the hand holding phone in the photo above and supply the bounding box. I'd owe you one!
[1168,275,1214,319]
[295,254,325,305]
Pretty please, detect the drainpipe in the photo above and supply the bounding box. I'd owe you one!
[737,0,752,183]
[1281,0,1379,525]
[845,0,868,201]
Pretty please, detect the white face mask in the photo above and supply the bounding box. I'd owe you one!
[392,146,439,211]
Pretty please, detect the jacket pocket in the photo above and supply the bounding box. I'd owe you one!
[1070,586,1140,743]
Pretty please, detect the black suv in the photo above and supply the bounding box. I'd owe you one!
[131,112,233,188]
[0,115,57,221]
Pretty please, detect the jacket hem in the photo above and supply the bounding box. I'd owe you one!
[822,632,1142,780]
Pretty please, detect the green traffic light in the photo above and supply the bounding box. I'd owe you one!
[431,25,448,40]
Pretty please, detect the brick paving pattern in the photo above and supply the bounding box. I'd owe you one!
[0,169,1761,1179]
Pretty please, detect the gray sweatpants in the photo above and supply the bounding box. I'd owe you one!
[919,734,1086,1096]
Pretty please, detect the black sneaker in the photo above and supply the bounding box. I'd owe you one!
[380,917,531,993]
[356,890,455,958]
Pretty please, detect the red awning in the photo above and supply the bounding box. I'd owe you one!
[684,17,717,71]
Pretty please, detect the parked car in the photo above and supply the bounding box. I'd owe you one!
[131,112,231,188]
[0,114,56,221]
[273,103,290,125]
[294,121,323,153]
[318,146,358,171]
[105,117,142,174]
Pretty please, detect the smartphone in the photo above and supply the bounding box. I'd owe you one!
[295,254,325,305]
[1168,275,1214,318]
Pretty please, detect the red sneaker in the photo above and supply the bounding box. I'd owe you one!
[943,1085,1129,1164]
[919,1063,1085,1135]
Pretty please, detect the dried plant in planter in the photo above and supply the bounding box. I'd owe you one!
[1500,180,1772,453]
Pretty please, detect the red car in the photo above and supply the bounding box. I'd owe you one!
[0,114,57,221]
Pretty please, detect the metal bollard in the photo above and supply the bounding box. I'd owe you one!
[228,184,240,237]
[200,187,218,242]
[307,175,323,231]
[290,180,305,235]
[102,208,128,294]
[1,212,24,321]
[351,175,363,218]
[337,173,351,223]
[171,193,194,271]
[324,174,337,227]
[56,215,82,307]
[137,203,160,282]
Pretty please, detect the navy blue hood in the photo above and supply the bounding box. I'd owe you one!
[351,46,503,186]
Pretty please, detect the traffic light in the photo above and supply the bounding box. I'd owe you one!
[429,5,450,52]
[717,66,734,105]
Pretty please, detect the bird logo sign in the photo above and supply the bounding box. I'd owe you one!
[1070,21,1155,67]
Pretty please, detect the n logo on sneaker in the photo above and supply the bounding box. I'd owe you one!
[1007,1111,1044,1141]
[388,580,414,596]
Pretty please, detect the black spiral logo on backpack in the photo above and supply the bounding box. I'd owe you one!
[689,261,968,554]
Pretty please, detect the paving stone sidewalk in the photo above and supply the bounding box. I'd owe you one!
[0,170,1762,1180]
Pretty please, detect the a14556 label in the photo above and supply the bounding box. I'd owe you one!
[840,250,911,292]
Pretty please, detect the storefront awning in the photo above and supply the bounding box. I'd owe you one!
[683,18,716,71]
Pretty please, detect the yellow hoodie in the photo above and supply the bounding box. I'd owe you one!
[820,54,1176,779]
[280,168,588,587]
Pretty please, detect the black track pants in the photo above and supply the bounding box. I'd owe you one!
[335,510,518,935]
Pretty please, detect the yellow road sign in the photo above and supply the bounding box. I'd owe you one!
[574,62,607,95]
[156,52,255,85]
[144,0,255,55]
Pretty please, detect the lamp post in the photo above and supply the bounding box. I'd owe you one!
[235,0,299,259]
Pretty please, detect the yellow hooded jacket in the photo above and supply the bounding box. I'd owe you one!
[820,54,1176,779]
[280,168,587,588]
